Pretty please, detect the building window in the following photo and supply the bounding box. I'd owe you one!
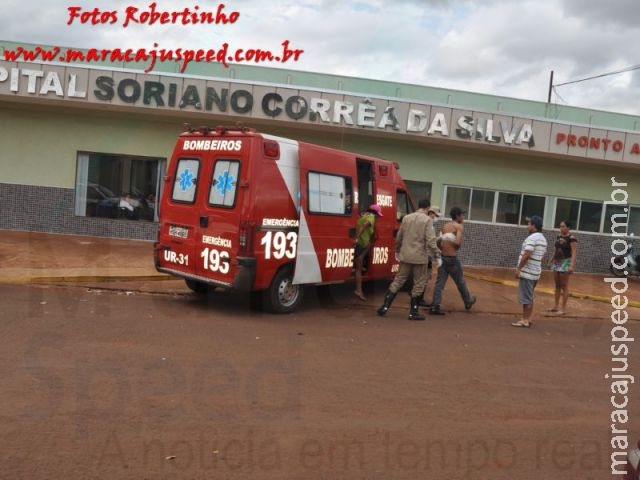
[629,207,640,236]
[75,152,165,221]
[308,172,353,215]
[470,189,495,222]
[554,198,639,235]
[404,180,432,206]
[496,192,521,225]
[603,204,640,236]
[444,185,547,226]
[579,201,603,232]
[521,195,546,225]
[444,186,471,217]
[556,198,599,232]
[441,187,637,235]
[554,199,579,229]
[603,204,626,235]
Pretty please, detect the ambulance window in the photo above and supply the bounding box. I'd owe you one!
[172,158,199,203]
[209,160,240,207]
[308,172,353,215]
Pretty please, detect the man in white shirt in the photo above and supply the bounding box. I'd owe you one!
[512,215,547,328]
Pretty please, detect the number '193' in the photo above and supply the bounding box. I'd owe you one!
[201,247,230,273]
[260,231,297,260]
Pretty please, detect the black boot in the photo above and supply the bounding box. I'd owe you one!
[376,291,397,316]
[429,305,445,315]
[416,291,432,308]
[465,296,477,310]
[408,297,426,321]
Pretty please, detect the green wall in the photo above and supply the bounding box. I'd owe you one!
[366,141,640,207]
[0,103,182,188]
[252,125,640,208]
[1,103,638,211]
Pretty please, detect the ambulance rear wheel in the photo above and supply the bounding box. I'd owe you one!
[264,267,304,314]
[185,278,208,294]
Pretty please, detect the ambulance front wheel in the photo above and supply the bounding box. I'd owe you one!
[264,266,304,314]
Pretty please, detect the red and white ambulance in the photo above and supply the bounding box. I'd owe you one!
[154,126,415,313]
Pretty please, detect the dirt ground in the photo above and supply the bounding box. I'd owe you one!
[1,282,638,480]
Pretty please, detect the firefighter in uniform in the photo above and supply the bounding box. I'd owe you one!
[376,198,436,320]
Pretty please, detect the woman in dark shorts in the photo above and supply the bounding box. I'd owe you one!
[548,220,577,315]
[353,204,382,301]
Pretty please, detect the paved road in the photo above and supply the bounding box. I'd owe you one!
[1,282,638,480]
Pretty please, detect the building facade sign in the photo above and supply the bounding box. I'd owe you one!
[1,61,639,164]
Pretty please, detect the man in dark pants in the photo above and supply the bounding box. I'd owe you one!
[429,206,476,315]
[376,198,435,321]
[416,205,442,307]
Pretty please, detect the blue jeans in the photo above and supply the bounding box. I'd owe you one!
[431,256,473,306]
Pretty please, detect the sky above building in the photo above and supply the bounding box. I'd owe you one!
[2,0,639,115]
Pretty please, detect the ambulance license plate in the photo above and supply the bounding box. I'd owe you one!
[168,225,189,239]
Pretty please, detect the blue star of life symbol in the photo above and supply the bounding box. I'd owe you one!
[178,168,194,192]
[216,171,235,195]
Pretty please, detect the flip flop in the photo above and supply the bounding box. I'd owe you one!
[547,308,559,312]
[511,320,531,328]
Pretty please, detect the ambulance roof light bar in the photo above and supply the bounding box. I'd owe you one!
[182,124,256,135]
[212,125,255,135]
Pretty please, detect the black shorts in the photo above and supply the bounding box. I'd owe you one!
[355,244,369,259]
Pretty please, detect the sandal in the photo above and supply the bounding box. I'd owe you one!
[354,291,366,301]
[511,320,531,328]
[547,308,559,312]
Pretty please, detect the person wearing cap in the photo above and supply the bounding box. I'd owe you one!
[415,205,443,307]
[353,204,382,301]
[376,198,435,320]
[428,206,476,315]
[512,215,548,328]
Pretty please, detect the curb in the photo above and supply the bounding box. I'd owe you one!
[0,274,174,284]
[465,272,640,309]
[4,271,640,310]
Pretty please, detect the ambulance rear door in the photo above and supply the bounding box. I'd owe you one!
[193,135,250,288]
[157,150,203,279]
[367,162,406,279]
[297,143,357,284]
